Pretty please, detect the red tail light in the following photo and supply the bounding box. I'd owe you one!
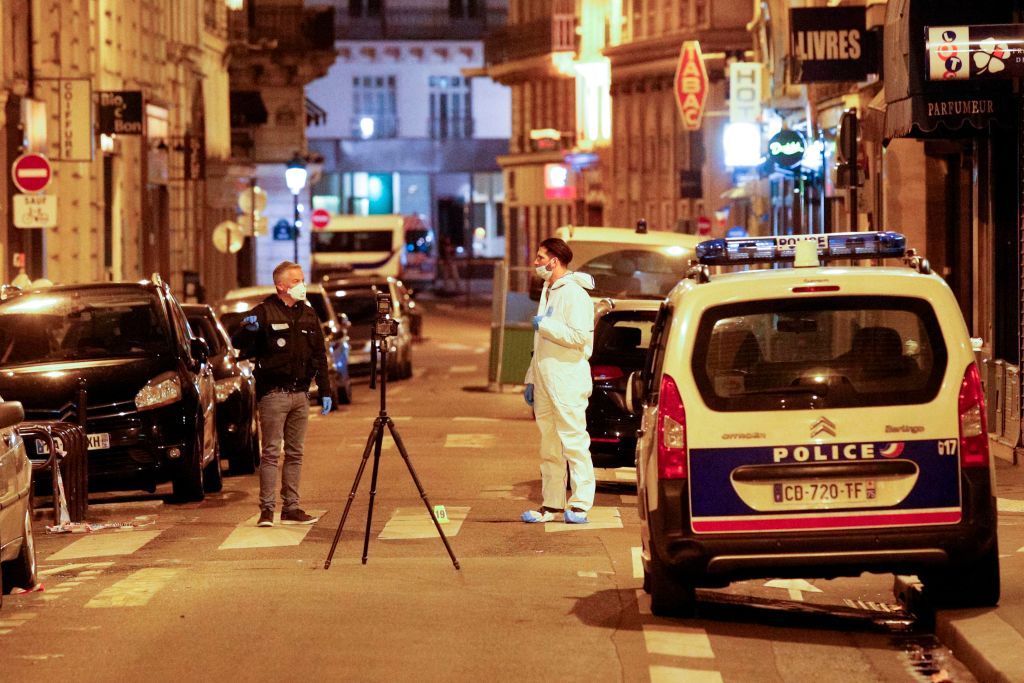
[958,363,989,468]
[657,373,687,479]
[591,365,624,381]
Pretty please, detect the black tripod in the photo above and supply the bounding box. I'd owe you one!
[324,331,460,570]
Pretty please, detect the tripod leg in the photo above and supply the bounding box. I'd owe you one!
[324,419,382,569]
[361,418,386,564]
[386,420,461,570]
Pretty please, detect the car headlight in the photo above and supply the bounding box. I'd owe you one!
[215,376,242,403]
[135,372,182,411]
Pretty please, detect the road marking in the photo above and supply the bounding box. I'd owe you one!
[38,561,115,577]
[438,342,474,351]
[632,546,643,579]
[218,510,327,550]
[637,589,652,616]
[378,506,469,539]
[444,433,496,448]
[578,570,599,578]
[453,416,501,423]
[998,498,1024,513]
[46,531,162,561]
[85,568,182,608]
[449,365,478,373]
[0,612,37,635]
[763,578,822,601]
[649,666,723,683]
[642,624,715,658]
[545,506,622,533]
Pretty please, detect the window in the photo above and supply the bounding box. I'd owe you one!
[429,76,472,140]
[349,0,382,17]
[351,75,397,139]
[449,0,480,18]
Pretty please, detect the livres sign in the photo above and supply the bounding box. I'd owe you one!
[790,7,874,83]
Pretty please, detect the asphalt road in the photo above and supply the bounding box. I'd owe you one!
[0,300,978,682]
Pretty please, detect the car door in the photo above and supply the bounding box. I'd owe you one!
[0,398,27,561]
[169,297,216,464]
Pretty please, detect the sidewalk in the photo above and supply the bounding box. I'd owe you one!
[921,452,1024,683]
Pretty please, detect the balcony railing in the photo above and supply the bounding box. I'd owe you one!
[337,7,506,41]
[229,6,335,51]
[429,116,475,140]
[349,115,399,139]
[484,13,576,66]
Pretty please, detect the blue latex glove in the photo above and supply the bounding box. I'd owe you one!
[321,397,332,415]
[532,306,553,331]
[524,384,534,407]
[242,315,259,332]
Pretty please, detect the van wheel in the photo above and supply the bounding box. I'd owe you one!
[921,543,1000,608]
[645,552,696,617]
[2,502,38,592]
[203,440,223,493]
[172,432,205,502]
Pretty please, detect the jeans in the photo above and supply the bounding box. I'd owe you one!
[258,390,310,512]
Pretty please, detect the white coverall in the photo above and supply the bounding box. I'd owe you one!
[525,271,596,512]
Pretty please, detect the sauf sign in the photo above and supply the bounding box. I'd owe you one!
[790,6,875,83]
[674,41,708,131]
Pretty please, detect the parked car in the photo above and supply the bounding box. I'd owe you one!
[587,299,661,477]
[629,232,999,615]
[320,275,414,380]
[183,304,260,475]
[216,284,352,405]
[0,276,221,501]
[0,397,37,603]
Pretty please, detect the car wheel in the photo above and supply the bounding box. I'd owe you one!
[921,542,1000,608]
[172,432,205,502]
[645,550,696,617]
[2,501,39,592]
[232,413,259,475]
[203,439,223,493]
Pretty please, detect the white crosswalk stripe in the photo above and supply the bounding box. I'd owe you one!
[378,506,469,539]
[45,531,162,561]
[218,509,327,550]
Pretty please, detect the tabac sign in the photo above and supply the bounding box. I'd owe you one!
[926,25,1024,80]
[674,41,708,131]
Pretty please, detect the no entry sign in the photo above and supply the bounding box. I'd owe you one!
[11,153,52,193]
[310,208,331,230]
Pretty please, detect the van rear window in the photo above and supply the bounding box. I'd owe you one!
[690,296,948,411]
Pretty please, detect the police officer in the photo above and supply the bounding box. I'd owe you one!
[232,261,331,527]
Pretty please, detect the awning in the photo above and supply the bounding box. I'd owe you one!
[305,97,328,127]
[882,0,1013,141]
[229,91,268,128]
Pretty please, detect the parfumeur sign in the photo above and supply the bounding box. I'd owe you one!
[790,7,873,83]
[674,41,708,131]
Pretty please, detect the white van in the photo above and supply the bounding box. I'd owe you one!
[629,232,999,616]
[311,214,405,281]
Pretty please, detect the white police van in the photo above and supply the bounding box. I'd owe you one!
[628,232,999,616]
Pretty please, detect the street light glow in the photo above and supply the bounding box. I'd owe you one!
[285,154,308,195]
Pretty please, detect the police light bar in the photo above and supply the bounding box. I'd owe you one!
[695,231,906,266]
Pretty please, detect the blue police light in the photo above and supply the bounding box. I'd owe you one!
[696,231,907,266]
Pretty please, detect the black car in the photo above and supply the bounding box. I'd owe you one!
[587,300,660,471]
[184,304,260,475]
[0,277,221,501]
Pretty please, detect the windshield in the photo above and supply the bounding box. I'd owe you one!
[187,314,227,355]
[326,287,379,325]
[0,288,170,364]
[313,230,394,253]
[690,296,947,411]
[577,249,688,299]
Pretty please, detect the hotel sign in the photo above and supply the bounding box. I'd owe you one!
[926,24,1024,80]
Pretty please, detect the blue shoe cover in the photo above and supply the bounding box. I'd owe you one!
[563,509,589,524]
[521,509,555,523]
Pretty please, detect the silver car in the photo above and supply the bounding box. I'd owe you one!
[0,397,38,603]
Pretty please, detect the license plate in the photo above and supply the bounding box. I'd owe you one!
[772,480,876,506]
[87,433,110,450]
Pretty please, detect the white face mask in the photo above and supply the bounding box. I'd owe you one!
[287,282,307,301]
[535,259,555,281]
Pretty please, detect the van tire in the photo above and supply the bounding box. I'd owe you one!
[922,543,1000,608]
[645,552,697,617]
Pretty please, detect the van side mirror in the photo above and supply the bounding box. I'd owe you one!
[626,371,644,414]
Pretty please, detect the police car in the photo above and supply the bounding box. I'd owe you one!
[627,232,999,616]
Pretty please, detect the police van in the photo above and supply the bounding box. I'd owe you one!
[627,232,999,616]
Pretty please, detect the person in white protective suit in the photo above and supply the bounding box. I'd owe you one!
[521,238,596,524]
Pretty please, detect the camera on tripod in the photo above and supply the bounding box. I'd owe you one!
[373,290,398,339]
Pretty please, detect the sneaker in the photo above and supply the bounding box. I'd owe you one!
[257,509,274,527]
[281,508,320,525]
[520,508,557,523]
[564,508,589,524]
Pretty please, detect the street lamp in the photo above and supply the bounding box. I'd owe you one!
[284,153,308,263]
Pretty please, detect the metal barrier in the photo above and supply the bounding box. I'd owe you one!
[20,421,90,523]
[1004,364,1021,446]
[993,360,1006,439]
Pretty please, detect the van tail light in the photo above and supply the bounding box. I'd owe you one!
[958,363,989,468]
[657,373,687,479]
[591,365,624,381]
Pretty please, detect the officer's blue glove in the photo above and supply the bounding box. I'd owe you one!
[531,315,544,331]
[321,397,332,415]
[524,384,534,407]
[242,315,259,332]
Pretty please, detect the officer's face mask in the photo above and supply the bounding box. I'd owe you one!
[287,281,307,301]
[535,258,556,281]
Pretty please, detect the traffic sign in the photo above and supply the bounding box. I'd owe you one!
[13,194,57,228]
[273,219,295,241]
[310,208,331,230]
[674,41,709,131]
[697,215,712,236]
[11,153,52,193]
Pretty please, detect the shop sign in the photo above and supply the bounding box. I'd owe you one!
[58,79,92,161]
[98,91,144,135]
[768,130,806,169]
[674,41,708,131]
[543,163,576,200]
[729,62,762,124]
[926,24,1024,81]
[790,7,872,83]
